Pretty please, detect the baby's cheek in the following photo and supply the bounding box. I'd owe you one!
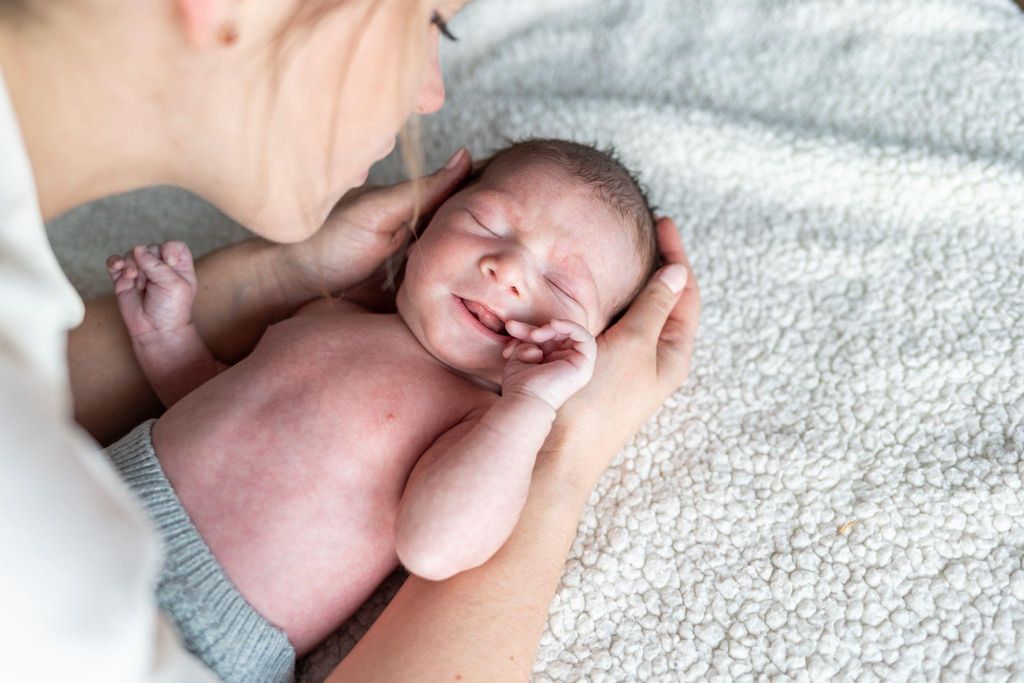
[566,305,595,334]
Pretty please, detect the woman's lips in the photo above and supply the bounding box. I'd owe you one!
[454,296,508,341]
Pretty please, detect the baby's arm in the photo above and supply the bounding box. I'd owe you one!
[395,319,596,581]
[106,242,226,407]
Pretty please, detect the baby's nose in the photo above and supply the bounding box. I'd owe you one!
[481,255,525,299]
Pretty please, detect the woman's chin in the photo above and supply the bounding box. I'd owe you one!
[243,206,322,245]
[240,168,371,244]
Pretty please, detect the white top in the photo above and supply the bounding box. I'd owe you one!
[0,70,215,682]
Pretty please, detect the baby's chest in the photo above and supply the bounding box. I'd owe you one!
[328,353,461,438]
[243,319,490,494]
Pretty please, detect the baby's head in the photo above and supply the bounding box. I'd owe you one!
[397,138,659,384]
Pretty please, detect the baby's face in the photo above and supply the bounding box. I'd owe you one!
[397,157,644,385]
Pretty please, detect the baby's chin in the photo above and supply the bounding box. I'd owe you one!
[396,302,505,393]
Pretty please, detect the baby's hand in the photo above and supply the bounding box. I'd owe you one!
[501,319,597,411]
[106,241,197,339]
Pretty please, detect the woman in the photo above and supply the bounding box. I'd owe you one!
[0,0,700,680]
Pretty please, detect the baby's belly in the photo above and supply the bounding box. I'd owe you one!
[151,354,464,653]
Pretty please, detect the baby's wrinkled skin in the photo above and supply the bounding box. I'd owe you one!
[107,157,644,653]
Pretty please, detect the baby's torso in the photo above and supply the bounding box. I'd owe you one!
[152,303,496,651]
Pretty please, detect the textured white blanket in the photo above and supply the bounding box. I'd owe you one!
[49,0,1024,680]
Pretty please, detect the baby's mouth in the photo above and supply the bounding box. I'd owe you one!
[462,298,509,336]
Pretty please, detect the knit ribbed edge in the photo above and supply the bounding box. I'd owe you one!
[106,420,295,683]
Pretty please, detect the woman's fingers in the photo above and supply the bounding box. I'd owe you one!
[655,216,688,267]
[653,218,701,384]
[612,262,687,345]
[363,147,473,228]
[605,217,699,388]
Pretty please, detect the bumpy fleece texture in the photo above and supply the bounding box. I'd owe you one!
[48,0,1024,680]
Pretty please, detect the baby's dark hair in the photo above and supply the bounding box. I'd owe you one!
[468,138,660,321]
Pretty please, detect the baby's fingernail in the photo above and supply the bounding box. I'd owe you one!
[659,264,688,294]
[444,147,465,170]
[165,254,177,266]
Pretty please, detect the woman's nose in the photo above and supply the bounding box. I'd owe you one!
[415,42,446,115]
[480,254,526,299]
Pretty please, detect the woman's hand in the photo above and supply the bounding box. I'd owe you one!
[541,217,701,491]
[277,148,472,301]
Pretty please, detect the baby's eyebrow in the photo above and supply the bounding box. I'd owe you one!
[473,189,521,223]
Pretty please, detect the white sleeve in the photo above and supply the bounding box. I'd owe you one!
[0,64,215,682]
[0,361,217,682]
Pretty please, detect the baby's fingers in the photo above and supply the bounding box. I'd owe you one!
[547,319,594,345]
[504,320,539,342]
[111,253,143,320]
[106,254,124,274]
[504,338,542,363]
[513,343,544,363]
[540,320,597,366]
[107,254,135,296]
[502,339,522,359]
[133,245,183,288]
[506,319,559,344]
[160,241,196,284]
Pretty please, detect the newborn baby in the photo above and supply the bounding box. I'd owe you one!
[104,139,658,682]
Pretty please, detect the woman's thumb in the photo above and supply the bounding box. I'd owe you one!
[617,264,688,339]
[375,147,472,222]
[419,147,472,211]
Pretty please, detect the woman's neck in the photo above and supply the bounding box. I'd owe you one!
[0,5,170,220]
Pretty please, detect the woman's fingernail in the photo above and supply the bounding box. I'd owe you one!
[444,147,465,170]
[659,264,688,294]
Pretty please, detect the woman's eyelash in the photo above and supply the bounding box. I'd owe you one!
[431,12,459,42]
